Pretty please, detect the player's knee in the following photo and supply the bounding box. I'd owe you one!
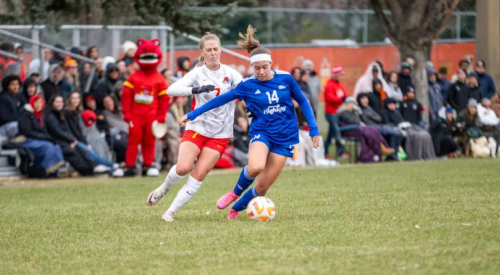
[175,163,193,176]
[190,169,208,181]
[247,164,264,177]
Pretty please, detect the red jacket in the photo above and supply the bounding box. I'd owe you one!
[122,70,170,123]
[324,78,346,115]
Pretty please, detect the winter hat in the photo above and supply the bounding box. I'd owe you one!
[345,97,356,104]
[445,107,454,114]
[302,59,314,69]
[481,98,491,105]
[468,98,478,108]
[102,56,117,71]
[427,68,437,76]
[331,64,345,77]
[84,94,95,102]
[425,61,435,70]
[476,60,486,68]
[468,72,478,79]
[65,59,78,69]
[122,41,138,53]
[82,109,97,127]
[401,62,411,69]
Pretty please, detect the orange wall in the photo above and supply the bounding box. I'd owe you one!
[166,42,479,97]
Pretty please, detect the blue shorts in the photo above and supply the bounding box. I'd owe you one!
[250,133,295,158]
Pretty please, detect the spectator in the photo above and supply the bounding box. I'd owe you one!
[475,60,496,99]
[353,62,390,98]
[456,99,482,151]
[117,60,127,81]
[370,78,387,115]
[112,81,124,114]
[291,66,301,82]
[49,44,67,68]
[64,59,80,93]
[357,94,403,161]
[176,56,191,78]
[375,60,389,79]
[428,68,444,122]
[40,64,73,101]
[121,41,137,67]
[79,62,98,93]
[45,95,106,175]
[467,73,482,103]
[451,60,471,83]
[323,64,348,158]
[29,48,53,82]
[386,71,403,103]
[430,108,459,157]
[447,69,469,112]
[233,116,251,167]
[0,75,22,139]
[82,93,109,133]
[337,97,394,163]
[20,77,38,106]
[400,88,423,126]
[85,46,99,60]
[102,95,128,164]
[490,94,500,117]
[80,109,121,173]
[0,42,20,79]
[426,61,435,71]
[13,43,26,81]
[437,67,451,101]
[95,57,104,79]
[70,47,83,58]
[382,98,436,161]
[302,59,321,115]
[94,62,120,111]
[477,98,500,129]
[161,68,176,85]
[166,96,187,169]
[17,94,65,176]
[398,62,413,97]
[299,69,312,102]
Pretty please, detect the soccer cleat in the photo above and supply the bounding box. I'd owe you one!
[146,167,160,177]
[228,209,239,220]
[217,190,239,209]
[147,186,169,206]
[162,210,175,222]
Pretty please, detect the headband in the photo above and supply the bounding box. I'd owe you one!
[250,54,272,64]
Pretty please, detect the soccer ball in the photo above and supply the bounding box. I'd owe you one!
[246,196,276,221]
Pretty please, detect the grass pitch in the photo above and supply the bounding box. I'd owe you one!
[1,159,500,275]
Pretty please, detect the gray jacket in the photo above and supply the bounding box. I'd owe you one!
[307,74,321,113]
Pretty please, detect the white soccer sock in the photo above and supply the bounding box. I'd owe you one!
[167,176,203,214]
[161,165,186,191]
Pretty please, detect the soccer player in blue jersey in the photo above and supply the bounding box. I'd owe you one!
[179,25,320,220]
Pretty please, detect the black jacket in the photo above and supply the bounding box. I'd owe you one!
[46,111,76,146]
[94,63,119,111]
[468,86,483,103]
[400,99,422,125]
[398,72,413,94]
[382,109,405,126]
[20,78,37,106]
[0,91,22,126]
[447,81,469,112]
[64,110,86,144]
[233,125,251,154]
[17,107,54,142]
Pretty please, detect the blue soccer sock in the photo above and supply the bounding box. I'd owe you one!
[233,166,256,196]
[231,187,264,212]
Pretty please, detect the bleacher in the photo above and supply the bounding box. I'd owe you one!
[0,147,19,176]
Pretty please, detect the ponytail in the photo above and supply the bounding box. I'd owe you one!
[238,25,271,57]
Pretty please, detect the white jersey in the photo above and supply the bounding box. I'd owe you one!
[167,64,243,138]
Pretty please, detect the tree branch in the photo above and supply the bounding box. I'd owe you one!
[368,0,398,45]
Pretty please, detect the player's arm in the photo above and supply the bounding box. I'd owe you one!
[289,76,320,137]
[185,90,239,121]
[156,80,170,123]
[166,69,214,96]
[121,77,134,123]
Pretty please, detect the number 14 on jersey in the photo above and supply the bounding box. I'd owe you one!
[266,90,279,104]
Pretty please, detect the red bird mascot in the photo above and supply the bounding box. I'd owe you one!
[120,38,170,177]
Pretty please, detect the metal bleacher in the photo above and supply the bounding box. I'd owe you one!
[0,147,20,176]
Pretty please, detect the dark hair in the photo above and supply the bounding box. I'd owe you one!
[237,25,271,57]
[1,75,21,91]
[438,67,448,75]
[0,42,15,52]
[85,46,98,59]
[46,95,65,121]
[386,71,398,83]
[459,59,470,66]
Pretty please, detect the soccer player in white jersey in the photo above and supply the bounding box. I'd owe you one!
[146,32,243,222]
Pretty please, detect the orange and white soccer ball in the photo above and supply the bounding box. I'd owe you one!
[246,196,276,221]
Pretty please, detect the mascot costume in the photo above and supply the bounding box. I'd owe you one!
[121,38,170,177]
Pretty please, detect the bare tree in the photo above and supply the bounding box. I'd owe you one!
[369,0,459,123]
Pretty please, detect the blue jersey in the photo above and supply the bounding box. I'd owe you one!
[187,70,319,145]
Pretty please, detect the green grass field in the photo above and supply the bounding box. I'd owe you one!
[1,159,500,275]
